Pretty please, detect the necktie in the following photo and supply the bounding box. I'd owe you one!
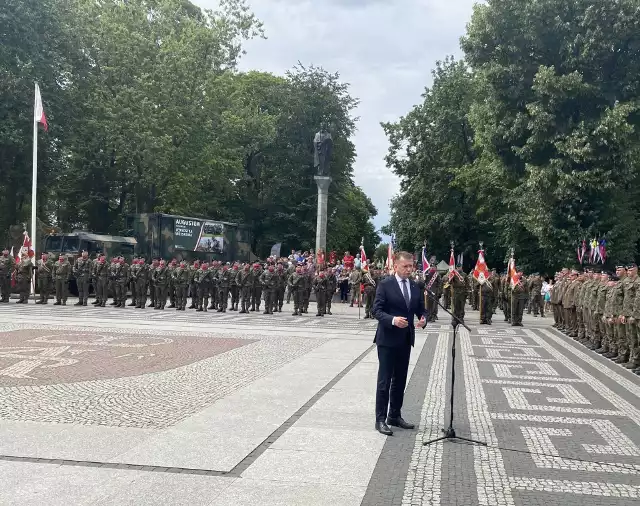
[401,279,410,308]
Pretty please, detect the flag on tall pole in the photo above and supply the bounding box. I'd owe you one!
[31,83,48,296]
[448,245,456,281]
[422,241,430,272]
[472,243,490,285]
[386,242,394,274]
[360,238,368,272]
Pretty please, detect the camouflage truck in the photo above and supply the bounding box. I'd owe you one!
[125,213,253,263]
[41,231,137,295]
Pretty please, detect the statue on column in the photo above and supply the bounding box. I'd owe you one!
[313,123,333,177]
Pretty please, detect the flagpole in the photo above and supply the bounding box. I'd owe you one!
[510,247,514,325]
[479,242,483,324]
[31,82,38,297]
[450,241,454,311]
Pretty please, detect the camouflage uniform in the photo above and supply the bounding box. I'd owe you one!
[529,275,544,316]
[153,262,169,309]
[135,261,149,309]
[630,276,640,373]
[512,277,528,326]
[602,281,618,358]
[479,280,494,324]
[313,273,327,316]
[36,255,54,304]
[15,257,34,303]
[612,274,629,362]
[325,270,337,315]
[592,276,609,351]
[251,265,263,311]
[217,266,232,312]
[274,266,286,312]
[238,266,253,313]
[349,269,362,307]
[362,271,376,319]
[424,269,440,322]
[260,268,276,315]
[188,261,199,309]
[229,266,241,311]
[172,263,189,310]
[74,255,92,306]
[0,251,16,302]
[167,261,177,308]
[623,273,639,368]
[94,258,109,307]
[53,257,71,305]
[289,269,304,316]
[195,265,212,311]
[451,271,467,325]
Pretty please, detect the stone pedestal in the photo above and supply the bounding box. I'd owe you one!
[314,176,331,253]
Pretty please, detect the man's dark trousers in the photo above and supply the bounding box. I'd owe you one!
[376,341,411,422]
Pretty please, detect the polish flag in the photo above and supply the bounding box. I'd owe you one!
[473,249,490,285]
[34,84,48,131]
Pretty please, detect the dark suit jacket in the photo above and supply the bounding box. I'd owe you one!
[373,275,428,347]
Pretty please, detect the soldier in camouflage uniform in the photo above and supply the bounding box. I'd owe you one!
[629,267,640,375]
[73,251,92,306]
[53,254,71,305]
[251,263,263,312]
[622,264,638,369]
[580,271,595,344]
[135,258,149,309]
[94,255,109,307]
[229,264,241,311]
[238,264,253,314]
[146,259,158,307]
[349,267,362,307]
[313,271,327,317]
[289,266,304,316]
[529,273,544,317]
[153,259,169,310]
[479,278,494,325]
[260,265,276,315]
[209,261,220,310]
[325,267,337,315]
[424,268,439,322]
[512,272,528,326]
[469,276,478,311]
[561,271,578,337]
[36,253,54,304]
[274,264,286,312]
[188,260,199,309]
[129,258,141,306]
[167,259,177,308]
[501,274,511,323]
[172,260,189,310]
[0,248,15,302]
[451,268,467,325]
[442,277,452,312]
[15,254,34,303]
[193,262,210,311]
[611,266,628,363]
[601,275,619,358]
[217,264,232,312]
[114,257,129,308]
[285,263,295,304]
[362,269,376,319]
[575,272,587,340]
[591,272,609,351]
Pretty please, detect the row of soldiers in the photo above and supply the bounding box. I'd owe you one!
[1,250,372,318]
[550,265,640,376]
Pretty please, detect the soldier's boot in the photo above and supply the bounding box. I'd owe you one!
[624,361,639,369]
[92,299,100,305]
[364,313,370,319]
[74,299,83,306]
[109,300,117,306]
[128,301,136,306]
[54,300,61,305]
[615,354,629,364]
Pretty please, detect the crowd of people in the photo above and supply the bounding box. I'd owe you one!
[0,248,383,318]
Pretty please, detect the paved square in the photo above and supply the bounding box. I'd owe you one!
[0,301,638,505]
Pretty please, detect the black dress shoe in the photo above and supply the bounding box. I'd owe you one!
[375,421,393,436]
[386,417,415,429]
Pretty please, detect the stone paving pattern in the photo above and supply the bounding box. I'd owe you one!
[0,301,638,505]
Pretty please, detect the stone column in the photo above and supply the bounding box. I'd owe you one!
[314,176,331,253]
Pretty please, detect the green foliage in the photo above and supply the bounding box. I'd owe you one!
[385,0,640,272]
[0,0,378,257]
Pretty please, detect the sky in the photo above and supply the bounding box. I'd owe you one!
[195,0,477,233]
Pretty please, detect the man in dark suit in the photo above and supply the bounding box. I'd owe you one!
[372,251,428,435]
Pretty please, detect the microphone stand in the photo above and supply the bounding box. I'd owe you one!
[423,289,487,447]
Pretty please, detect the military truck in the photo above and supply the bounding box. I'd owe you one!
[125,213,253,263]
[41,231,137,295]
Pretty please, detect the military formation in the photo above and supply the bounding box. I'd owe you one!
[0,249,384,319]
[550,265,640,376]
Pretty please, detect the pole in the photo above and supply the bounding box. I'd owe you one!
[31,82,38,298]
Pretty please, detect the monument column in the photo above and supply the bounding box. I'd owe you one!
[314,176,331,253]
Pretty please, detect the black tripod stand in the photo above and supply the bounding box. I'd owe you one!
[423,290,487,447]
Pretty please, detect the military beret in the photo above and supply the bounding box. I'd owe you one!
[615,265,626,270]
[627,263,637,269]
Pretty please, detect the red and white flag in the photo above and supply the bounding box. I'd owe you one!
[34,84,48,131]
[21,231,35,261]
[508,257,519,288]
[421,246,430,272]
[386,243,394,274]
[473,249,490,285]
[447,249,455,281]
[360,242,368,272]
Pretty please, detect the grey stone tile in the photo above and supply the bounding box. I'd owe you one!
[270,427,385,455]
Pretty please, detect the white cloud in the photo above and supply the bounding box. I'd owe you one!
[194,0,476,232]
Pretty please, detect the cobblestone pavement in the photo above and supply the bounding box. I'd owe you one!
[0,303,638,505]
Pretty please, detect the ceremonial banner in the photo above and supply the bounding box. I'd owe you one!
[472,249,490,285]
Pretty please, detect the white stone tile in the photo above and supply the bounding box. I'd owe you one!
[96,472,234,506]
[242,448,378,487]
[270,427,385,454]
[209,478,366,506]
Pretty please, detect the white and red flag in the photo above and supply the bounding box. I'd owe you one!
[421,246,430,272]
[34,84,48,131]
[473,249,490,285]
[360,241,368,272]
[447,248,455,281]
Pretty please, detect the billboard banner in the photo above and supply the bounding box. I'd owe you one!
[174,218,225,253]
